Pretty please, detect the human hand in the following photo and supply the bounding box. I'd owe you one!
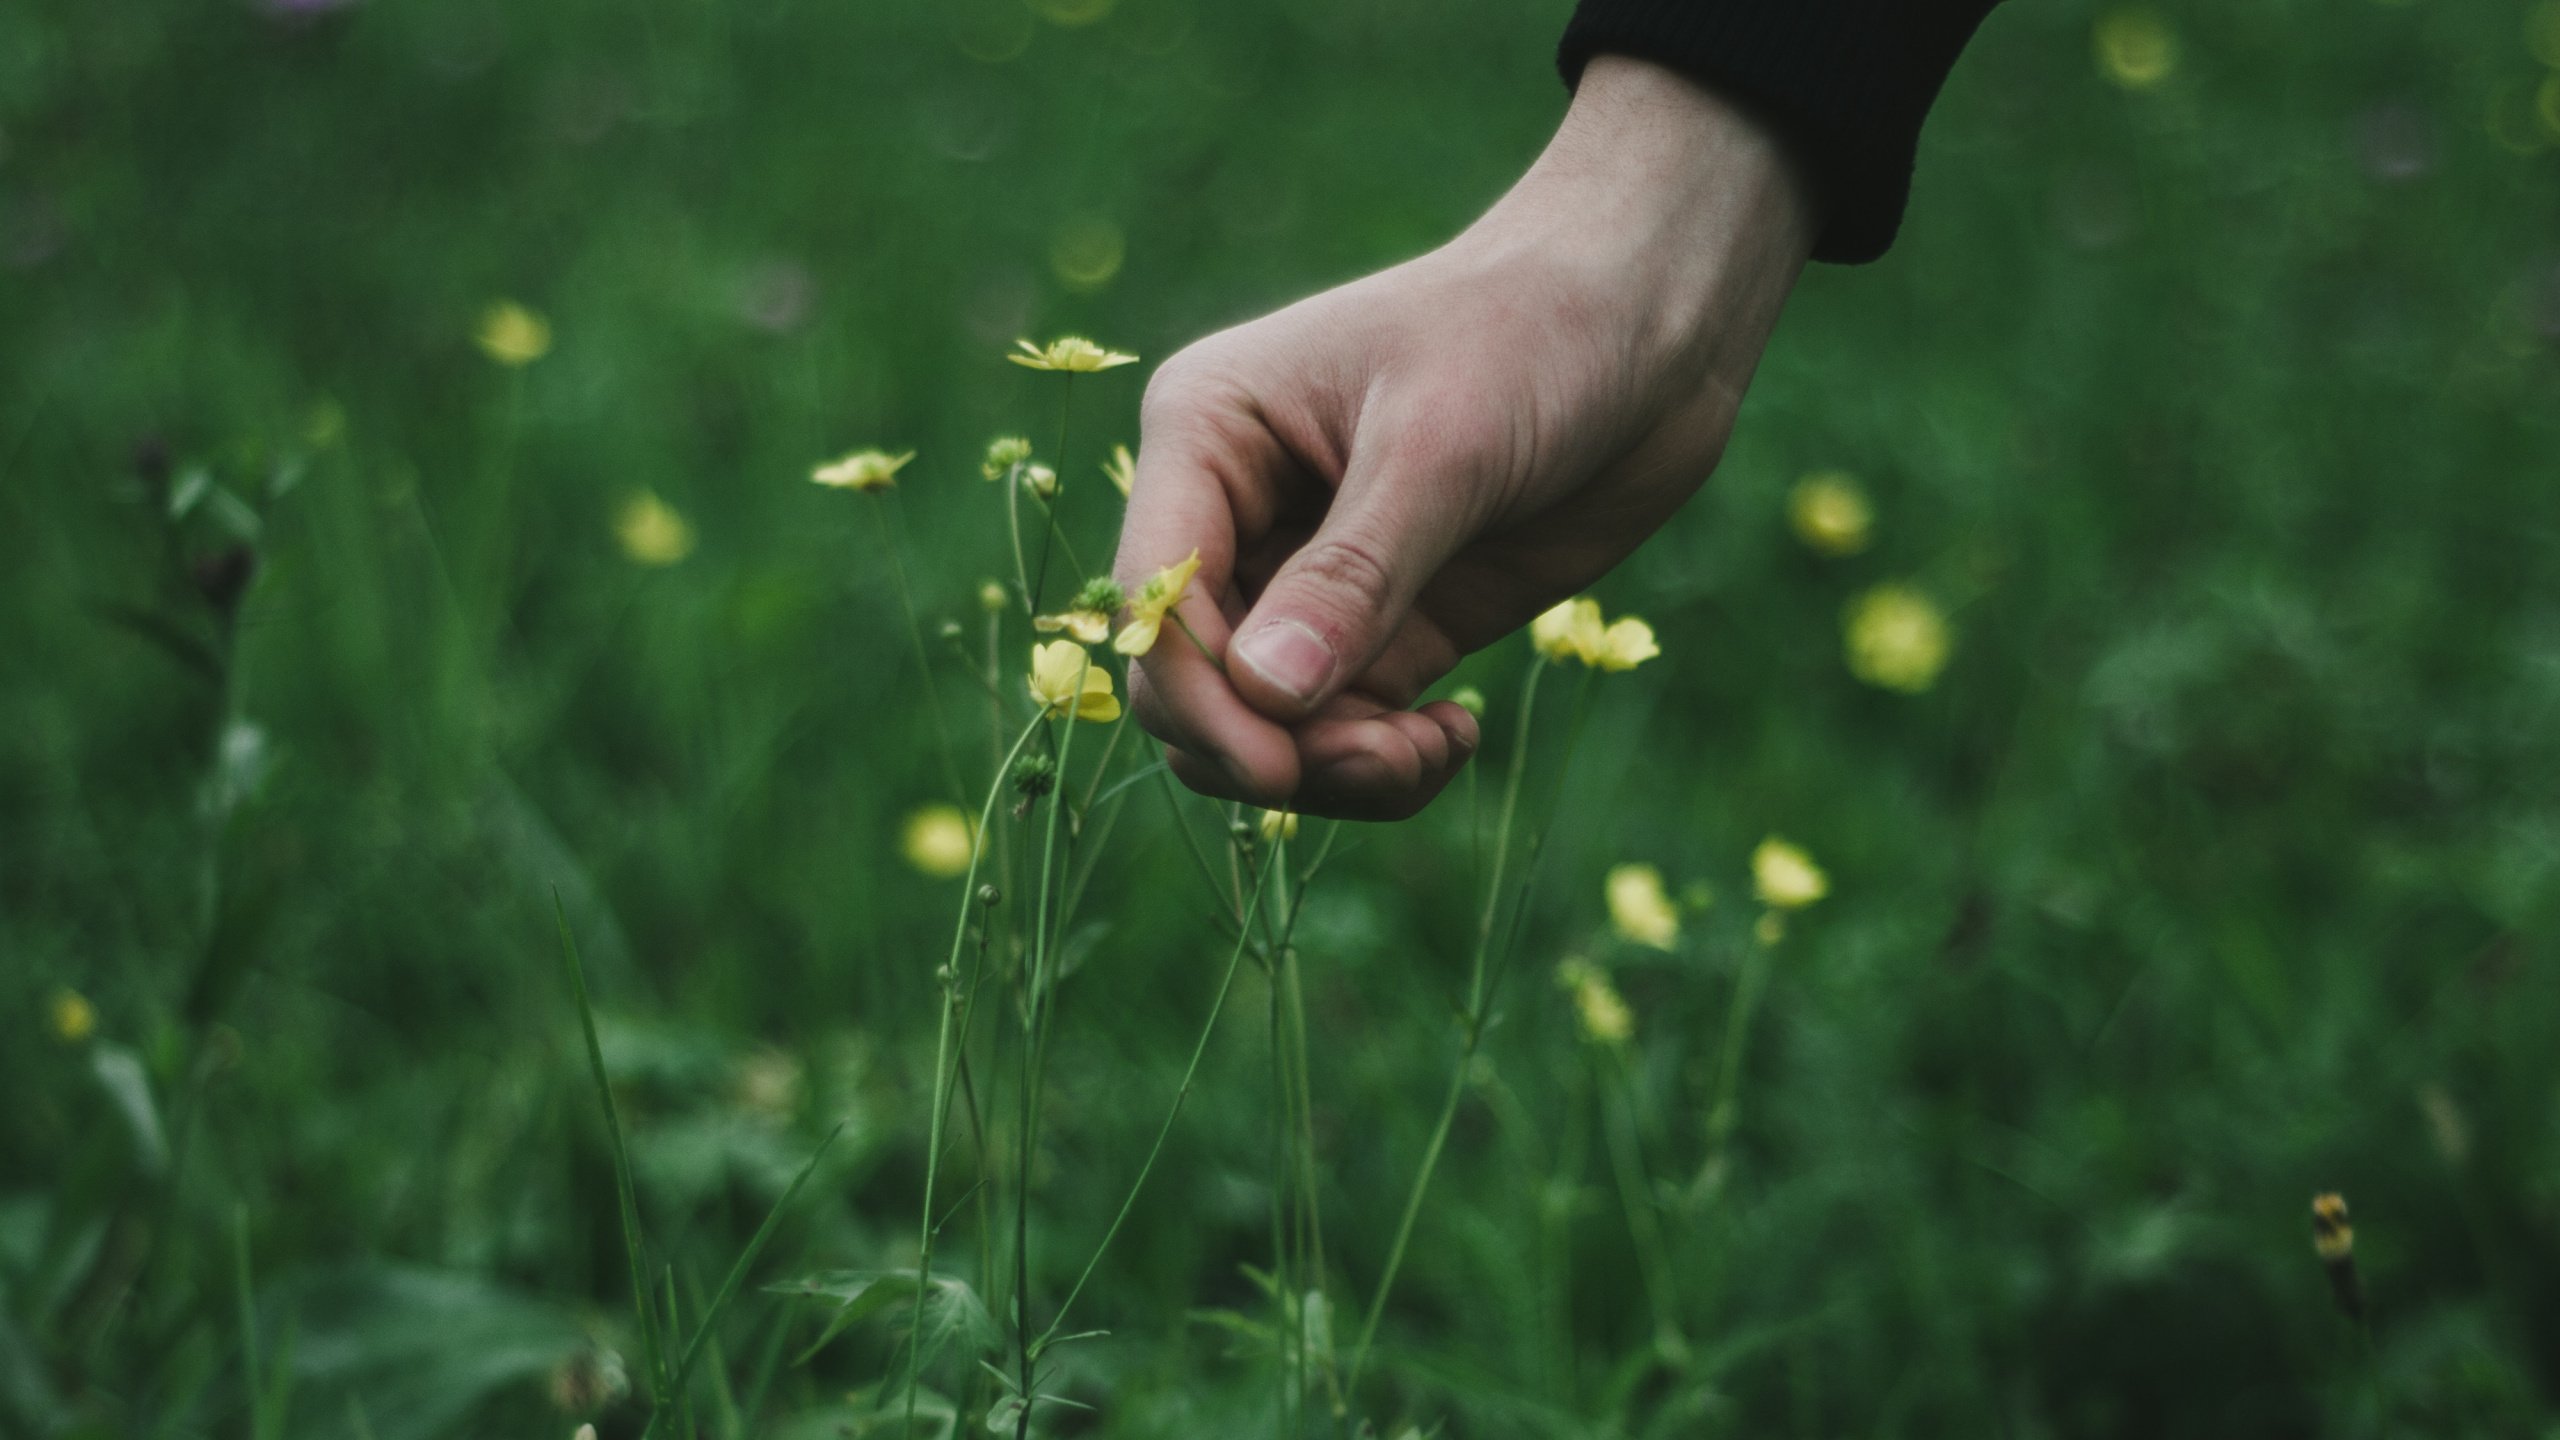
[1113,56,1816,820]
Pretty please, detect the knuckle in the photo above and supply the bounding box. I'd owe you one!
[1290,534,1400,628]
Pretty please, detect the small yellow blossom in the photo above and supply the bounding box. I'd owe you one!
[1605,864,1681,950]
[1788,471,1873,556]
[1021,463,1058,501]
[1113,549,1201,657]
[979,580,1010,613]
[1009,336,1138,372]
[1258,809,1299,842]
[811,449,914,492]
[1554,957,1633,1045]
[50,987,96,1043]
[982,437,1033,481]
[902,804,979,879]
[1034,610,1111,644]
[2311,1193,2354,1262]
[2094,7,2175,90]
[615,492,695,565]
[1529,597,1659,671]
[1103,444,1136,498]
[1448,686,1486,717]
[1844,583,1953,693]
[1028,640,1121,722]
[1752,837,1828,911]
[475,300,551,366]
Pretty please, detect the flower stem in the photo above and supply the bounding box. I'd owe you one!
[905,715,1045,1440]
[870,492,967,808]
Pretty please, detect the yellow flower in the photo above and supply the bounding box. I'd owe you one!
[1008,336,1138,372]
[1034,610,1111,644]
[982,437,1033,481]
[2311,1193,2354,1262]
[1788,471,1873,556]
[1529,597,1658,671]
[1103,444,1136,498]
[1554,957,1633,1045]
[1020,463,1058,500]
[811,449,914,492]
[1258,809,1298,842]
[979,580,1011,613]
[1605,863,1681,950]
[1113,549,1201,657]
[1844,583,1953,693]
[615,491,695,565]
[50,987,95,1043]
[902,803,979,879]
[1028,640,1121,722]
[1752,837,1828,911]
[2094,7,2175,90]
[1448,685,1486,717]
[475,300,551,366]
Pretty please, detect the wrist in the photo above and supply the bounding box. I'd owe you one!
[1452,55,1815,374]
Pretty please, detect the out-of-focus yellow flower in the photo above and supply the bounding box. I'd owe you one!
[1113,549,1200,657]
[1258,809,1298,842]
[50,987,95,1043]
[902,803,979,878]
[1605,864,1681,950]
[1020,463,1058,500]
[1844,583,1953,693]
[1555,957,1633,1045]
[1448,685,1486,717]
[1754,911,1788,947]
[615,491,695,565]
[2094,7,2175,90]
[1050,216,1126,292]
[1752,837,1828,911]
[1529,597,1658,671]
[1788,471,1873,556]
[476,300,552,366]
[1103,444,1136,498]
[1036,578,1125,646]
[1028,640,1121,721]
[982,437,1034,481]
[979,579,1011,613]
[811,449,914,492]
[1009,336,1138,372]
[2530,1,2560,69]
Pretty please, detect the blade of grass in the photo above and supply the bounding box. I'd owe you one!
[555,895,673,1414]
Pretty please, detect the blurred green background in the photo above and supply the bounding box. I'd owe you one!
[6,0,2560,1435]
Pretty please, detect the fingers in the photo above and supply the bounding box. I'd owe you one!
[1158,696,1479,822]
[1225,408,1477,723]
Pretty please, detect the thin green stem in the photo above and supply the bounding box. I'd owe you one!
[1600,1047,1684,1362]
[870,493,967,808]
[1028,374,1073,613]
[1032,850,1278,1355]
[905,717,1045,1439]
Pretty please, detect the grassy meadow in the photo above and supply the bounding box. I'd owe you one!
[6,0,2560,1435]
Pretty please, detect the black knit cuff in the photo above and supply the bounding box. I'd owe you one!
[1559,0,2000,264]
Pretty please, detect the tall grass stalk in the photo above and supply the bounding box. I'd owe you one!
[867,491,967,808]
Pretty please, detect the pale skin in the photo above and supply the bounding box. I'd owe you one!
[1113,56,1818,820]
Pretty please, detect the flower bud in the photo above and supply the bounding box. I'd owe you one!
[977,884,1001,907]
[979,580,1009,613]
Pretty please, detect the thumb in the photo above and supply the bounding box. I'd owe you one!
[1226,441,1474,721]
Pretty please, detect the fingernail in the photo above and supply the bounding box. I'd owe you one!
[1233,619,1335,706]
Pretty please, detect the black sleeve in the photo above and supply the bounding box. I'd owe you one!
[1558,1,2003,264]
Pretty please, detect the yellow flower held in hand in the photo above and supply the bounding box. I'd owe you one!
[1530,597,1660,671]
[902,804,979,879]
[1036,578,1126,646]
[1789,471,1873,556]
[1028,640,1121,722]
[1752,837,1828,911]
[51,987,96,1043]
[615,491,696,565]
[1009,336,1138,372]
[1103,444,1136,498]
[811,449,914,492]
[1113,549,1201,657]
[1555,957,1633,1045]
[1257,809,1298,842]
[1844,583,1953,693]
[476,300,551,366]
[1606,863,1681,950]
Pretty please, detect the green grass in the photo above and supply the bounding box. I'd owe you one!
[6,0,2560,1435]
